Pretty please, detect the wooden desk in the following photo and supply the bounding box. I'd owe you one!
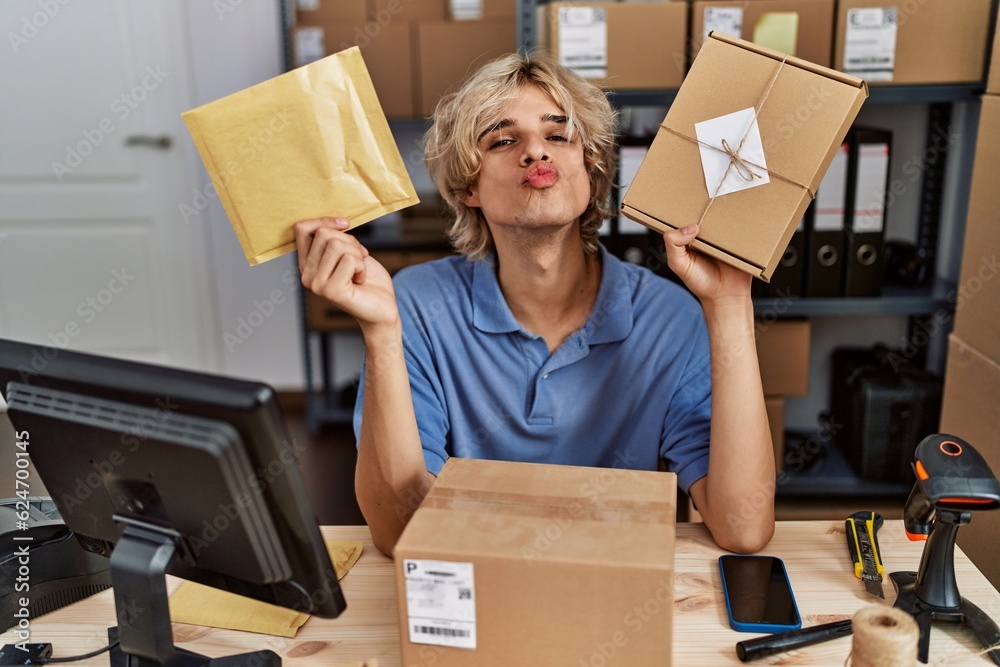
[4,522,998,665]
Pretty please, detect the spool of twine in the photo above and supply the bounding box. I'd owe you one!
[846,606,919,667]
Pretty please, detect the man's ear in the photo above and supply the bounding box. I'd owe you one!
[463,186,481,208]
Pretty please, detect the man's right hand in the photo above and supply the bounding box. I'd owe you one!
[294,218,400,332]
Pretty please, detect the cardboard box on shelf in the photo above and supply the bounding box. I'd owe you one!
[295,0,369,25]
[953,95,1000,362]
[622,33,867,280]
[415,19,516,117]
[445,0,516,20]
[939,334,1000,590]
[394,458,676,666]
[293,24,415,117]
[766,396,786,471]
[756,319,810,396]
[834,0,992,85]
[373,0,447,21]
[538,2,687,90]
[691,0,835,68]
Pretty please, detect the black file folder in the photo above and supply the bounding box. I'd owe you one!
[843,128,892,297]
[767,204,810,298]
[806,142,849,297]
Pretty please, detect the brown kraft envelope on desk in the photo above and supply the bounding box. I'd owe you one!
[182,46,419,266]
[621,32,868,281]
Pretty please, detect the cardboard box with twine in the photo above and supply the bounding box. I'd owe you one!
[622,33,868,281]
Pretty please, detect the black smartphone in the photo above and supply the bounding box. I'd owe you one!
[719,555,802,633]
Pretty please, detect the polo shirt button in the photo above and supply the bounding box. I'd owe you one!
[542,373,549,379]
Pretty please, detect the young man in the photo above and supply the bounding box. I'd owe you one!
[295,53,775,557]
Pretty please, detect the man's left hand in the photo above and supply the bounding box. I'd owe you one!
[663,226,752,304]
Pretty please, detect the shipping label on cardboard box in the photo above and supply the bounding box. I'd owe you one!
[621,33,867,280]
[404,559,477,649]
[703,6,743,43]
[842,7,898,81]
[450,0,483,20]
[557,7,608,79]
[394,459,677,666]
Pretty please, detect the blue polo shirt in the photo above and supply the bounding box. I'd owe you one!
[353,244,712,493]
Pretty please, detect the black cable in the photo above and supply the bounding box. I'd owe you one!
[37,641,118,664]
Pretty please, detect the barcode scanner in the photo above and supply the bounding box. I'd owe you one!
[891,434,1000,665]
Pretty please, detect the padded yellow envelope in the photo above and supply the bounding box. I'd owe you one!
[182,47,419,266]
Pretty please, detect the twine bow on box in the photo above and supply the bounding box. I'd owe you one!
[661,56,817,229]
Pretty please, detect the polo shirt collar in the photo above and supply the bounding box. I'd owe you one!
[471,244,634,344]
[472,254,521,333]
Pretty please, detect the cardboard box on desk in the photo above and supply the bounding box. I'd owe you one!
[834,0,992,85]
[394,458,677,666]
[691,0,835,68]
[537,3,688,90]
[953,97,1000,361]
[939,334,1000,590]
[989,11,1000,95]
[621,33,867,280]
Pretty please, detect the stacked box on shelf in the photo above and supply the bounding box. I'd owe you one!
[691,0,835,67]
[372,0,514,20]
[537,2,688,90]
[833,0,992,84]
[756,319,811,471]
[292,0,416,117]
[292,0,518,117]
[414,17,517,116]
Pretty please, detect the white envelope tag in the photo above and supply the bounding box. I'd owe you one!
[694,107,770,198]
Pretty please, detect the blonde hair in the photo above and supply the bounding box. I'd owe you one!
[424,52,618,260]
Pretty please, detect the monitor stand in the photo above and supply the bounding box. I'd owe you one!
[106,522,281,667]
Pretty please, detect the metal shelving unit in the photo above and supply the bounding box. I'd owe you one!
[752,277,957,318]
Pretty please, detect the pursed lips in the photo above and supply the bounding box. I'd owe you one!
[523,163,559,188]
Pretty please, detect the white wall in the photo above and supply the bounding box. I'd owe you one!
[180,1,305,387]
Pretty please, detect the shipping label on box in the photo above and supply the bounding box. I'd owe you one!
[835,0,991,85]
[542,2,688,90]
[557,6,609,79]
[621,33,867,280]
[394,458,676,666]
[842,7,897,81]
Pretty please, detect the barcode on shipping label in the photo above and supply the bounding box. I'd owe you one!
[843,7,897,81]
[558,7,608,79]
[404,559,476,649]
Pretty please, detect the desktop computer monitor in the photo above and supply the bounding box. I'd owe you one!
[0,338,345,667]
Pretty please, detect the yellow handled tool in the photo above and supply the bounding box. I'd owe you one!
[846,511,885,598]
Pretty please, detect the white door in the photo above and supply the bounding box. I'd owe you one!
[0,0,215,369]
